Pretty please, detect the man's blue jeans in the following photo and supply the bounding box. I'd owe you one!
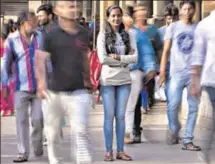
[100,85,131,152]
[165,74,170,104]
[167,73,199,144]
[165,63,171,103]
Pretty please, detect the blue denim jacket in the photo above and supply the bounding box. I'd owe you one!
[129,26,156,73]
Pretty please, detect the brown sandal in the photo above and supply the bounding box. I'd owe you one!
[116,152,132,161]
[104,152,114,161]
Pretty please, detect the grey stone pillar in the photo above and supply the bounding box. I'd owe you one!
[153,1,166,19]
[174,0,181,8]
[125,1,135,6]
[82,1,88,19]
[100,1,117,31]
[29,1,42,13]
[82,1,92,21]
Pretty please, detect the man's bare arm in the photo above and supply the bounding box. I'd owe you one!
[35,49,50,89]
[160,40,171,74]
[158,39,171,87]
[191,66,202,86]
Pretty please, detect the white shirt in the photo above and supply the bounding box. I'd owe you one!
[191,10,215,87]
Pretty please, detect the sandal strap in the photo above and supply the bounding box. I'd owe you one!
[13,156,28,163]
[104,152,113,161]
[184,142,201,150]
[117,152,132,160]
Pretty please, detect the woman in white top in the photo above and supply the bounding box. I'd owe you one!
[97,5,137,161]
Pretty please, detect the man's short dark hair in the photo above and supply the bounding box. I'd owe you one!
[180,0,196,9]
[37,4,53,16]
[79,17,85,21]
[164,3,179,17]
[17,11,36,27]
[125,6,134,17]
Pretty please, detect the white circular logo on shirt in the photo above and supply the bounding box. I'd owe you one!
[177,32,194,54]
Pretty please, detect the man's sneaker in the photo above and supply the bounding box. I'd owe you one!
[166,129,179,145]
[133,134,141,143]
[77,151,92,164]
[141,131,148,143]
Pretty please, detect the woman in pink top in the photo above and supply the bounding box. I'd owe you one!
[1,21,16,116]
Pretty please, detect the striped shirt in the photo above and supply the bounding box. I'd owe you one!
[1,30,43,92]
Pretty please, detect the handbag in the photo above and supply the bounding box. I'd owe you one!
[88,49,102,91]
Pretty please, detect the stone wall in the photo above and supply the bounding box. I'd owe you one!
[28,1,42,13]
[202,1,215,18]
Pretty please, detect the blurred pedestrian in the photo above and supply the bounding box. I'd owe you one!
[35,1,93,164]
[0,23,16,117]
[133,3,162,111]
[190,10,215,164]
[131,2,161,142]
[123,5,156,144]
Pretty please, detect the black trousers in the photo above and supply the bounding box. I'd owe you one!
[133,78,155,135]
[147,78,155,107]
[133,94,142,135]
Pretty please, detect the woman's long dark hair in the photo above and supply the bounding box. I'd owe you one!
[1,19,16,39]
[105,5,130,55]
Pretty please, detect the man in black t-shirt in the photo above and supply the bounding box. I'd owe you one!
[35,1,92,164]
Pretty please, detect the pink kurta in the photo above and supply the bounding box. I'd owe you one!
[0,38,16,116]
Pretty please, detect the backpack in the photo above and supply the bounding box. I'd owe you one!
[88,49,102,91]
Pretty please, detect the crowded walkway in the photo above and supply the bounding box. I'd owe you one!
[1,1,215,164]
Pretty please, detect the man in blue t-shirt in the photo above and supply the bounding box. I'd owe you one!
[123,5,156,144]
[130,2,162,143]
